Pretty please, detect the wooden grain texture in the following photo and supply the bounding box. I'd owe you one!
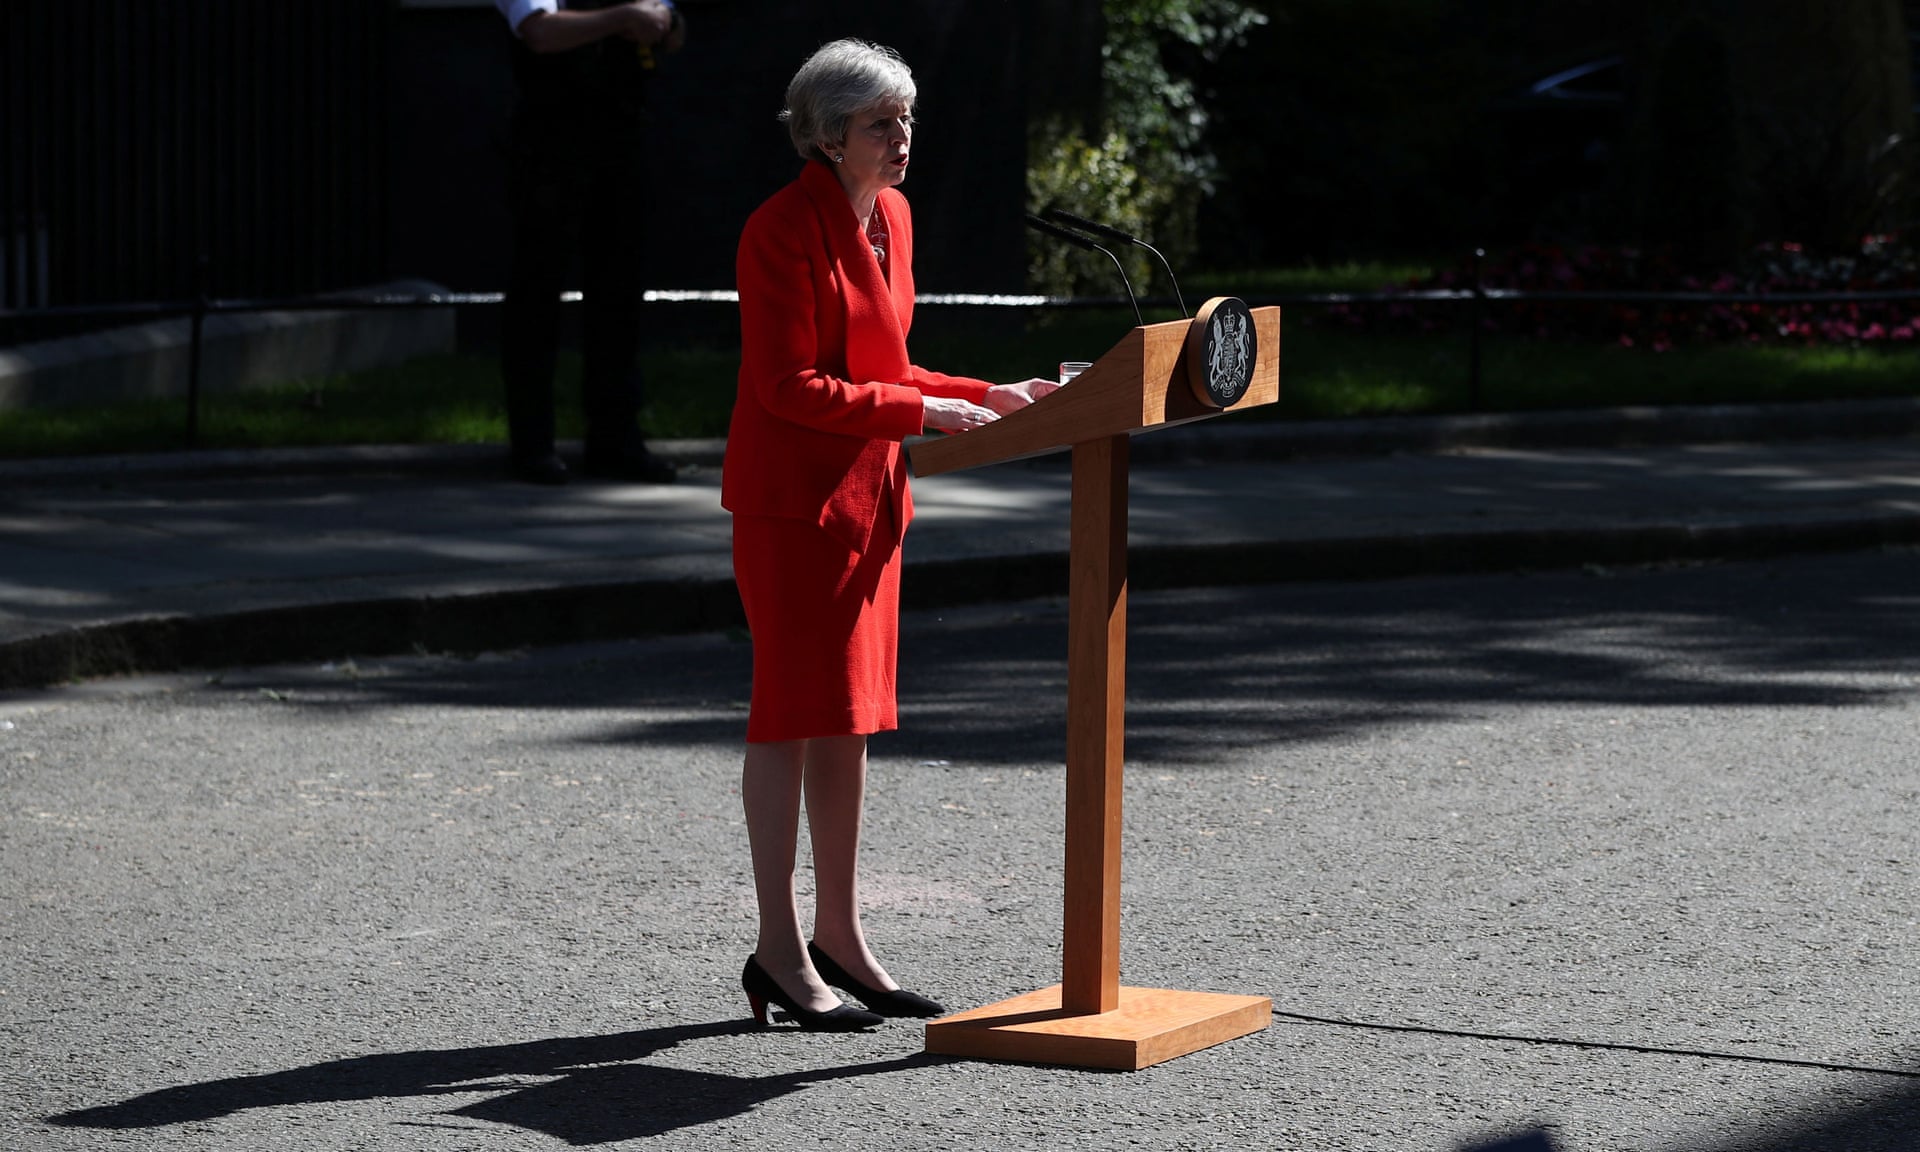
[924,985,1273,1071]
[913,300,1283,1069]
[907,305,1282,478]
[1062,434,1128,1015]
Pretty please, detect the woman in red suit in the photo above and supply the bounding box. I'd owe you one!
[723,39,1056,1030]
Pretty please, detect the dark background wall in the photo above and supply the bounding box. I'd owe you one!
[1196,0,1918,267]
[386,1,1031,295]
[1,0,391,316]
[3,0,1030,346]
[1197,0,1632,267]
[16,0,1908,336]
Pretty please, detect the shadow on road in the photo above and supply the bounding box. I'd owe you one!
[231,550,1920,767]
[33,551,1920,1149]
[1696,1079,1920,1152]
[48,1020,947,1144]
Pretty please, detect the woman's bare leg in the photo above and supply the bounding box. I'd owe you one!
[741,738,840,1012]
[803,734,899,991]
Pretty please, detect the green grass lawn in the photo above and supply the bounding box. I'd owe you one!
[7,288,1920,459]
[921,308,1920,420]
[0,344,739,459]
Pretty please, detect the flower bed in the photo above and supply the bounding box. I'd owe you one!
[1321,239,1920,349]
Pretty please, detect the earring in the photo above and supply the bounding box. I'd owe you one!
[833,153,845,164]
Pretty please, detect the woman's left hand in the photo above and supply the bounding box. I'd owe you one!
[982,378,1062,416]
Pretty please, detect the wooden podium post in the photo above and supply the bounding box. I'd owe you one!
[1064,432,1128,1017]
[911,301,1281,1070]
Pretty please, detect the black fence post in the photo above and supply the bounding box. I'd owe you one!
[186,256,208,449]
[1468,246,1485,412]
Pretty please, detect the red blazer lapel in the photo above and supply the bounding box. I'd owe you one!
[878,190,917,340]
[800,163,910,388]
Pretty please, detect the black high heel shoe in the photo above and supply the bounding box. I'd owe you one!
[807,942,947,1018]
[741,956,883,1031]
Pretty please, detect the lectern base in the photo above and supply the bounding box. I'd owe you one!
[923,985,1270,1070]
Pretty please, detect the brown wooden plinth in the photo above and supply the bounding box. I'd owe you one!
[924,985,1271,1071]
[908,303,1284,1076]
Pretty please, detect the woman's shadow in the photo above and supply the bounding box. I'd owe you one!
[49,1019,947,1145]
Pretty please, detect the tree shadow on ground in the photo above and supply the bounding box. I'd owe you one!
[251,550,1920,766]
[1309,1011,1920,1152]
[48,1020,945,1145]
[1700,1077,1920,1152]
[1500,1072,1920,1152]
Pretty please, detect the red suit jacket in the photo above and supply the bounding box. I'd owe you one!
[721,161,993,553]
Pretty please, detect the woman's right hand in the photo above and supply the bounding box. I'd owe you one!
[921,397,1000,433]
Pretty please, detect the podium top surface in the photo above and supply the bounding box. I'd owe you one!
[909,306,1280,477]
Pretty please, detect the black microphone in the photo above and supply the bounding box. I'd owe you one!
[1023,213,1143,327]
[1042,207,1189,318]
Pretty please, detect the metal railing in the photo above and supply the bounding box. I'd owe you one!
[9,255,1920,447]
[1,1,390,316]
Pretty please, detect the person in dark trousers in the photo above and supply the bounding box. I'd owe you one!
[495,0,684,485]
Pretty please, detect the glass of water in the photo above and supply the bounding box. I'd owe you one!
[1058,361,1092,385]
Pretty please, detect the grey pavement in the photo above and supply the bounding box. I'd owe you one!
[5,401,1920,1150]
[6,397,1920,689]
[3,549,1918,1150]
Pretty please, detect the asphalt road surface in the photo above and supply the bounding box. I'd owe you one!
[5,548,1919,1151]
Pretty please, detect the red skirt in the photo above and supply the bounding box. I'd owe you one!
[732,509,901,743]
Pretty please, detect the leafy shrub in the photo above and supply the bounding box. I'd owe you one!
[1027,130,1178,296]
[1027,0,1266,295]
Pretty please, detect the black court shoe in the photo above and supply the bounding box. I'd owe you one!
[741,955,882,1031]
[808,942,947,1019]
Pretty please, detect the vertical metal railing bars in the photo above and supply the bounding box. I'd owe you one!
[1,0,389,341]
[12,278,1920,449]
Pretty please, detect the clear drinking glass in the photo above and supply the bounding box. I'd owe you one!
[1058,361,1092,385]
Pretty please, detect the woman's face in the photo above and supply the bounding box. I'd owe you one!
[832,100,913,199]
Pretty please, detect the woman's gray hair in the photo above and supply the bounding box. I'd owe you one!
[778,39,917,162]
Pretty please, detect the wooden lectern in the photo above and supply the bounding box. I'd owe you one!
[911,300,1281,1070]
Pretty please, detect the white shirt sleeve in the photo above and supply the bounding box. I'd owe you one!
[496,0,561,37]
